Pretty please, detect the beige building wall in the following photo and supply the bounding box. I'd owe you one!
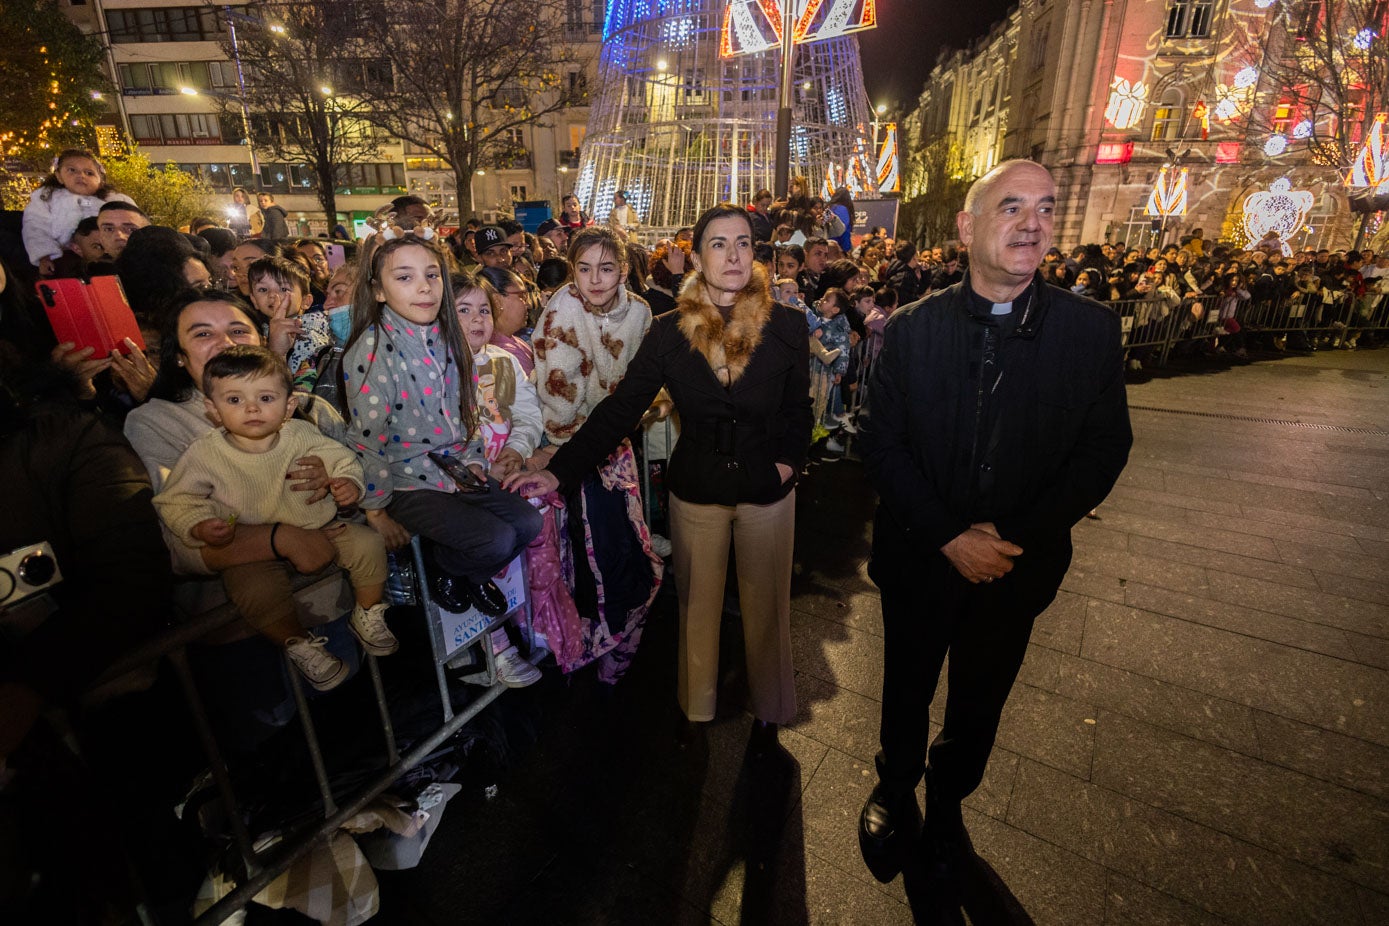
[59,0,603,230]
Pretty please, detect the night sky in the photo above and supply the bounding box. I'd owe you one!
[857,0,1015,109]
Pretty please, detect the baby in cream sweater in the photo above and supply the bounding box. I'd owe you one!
[154,346,396,690]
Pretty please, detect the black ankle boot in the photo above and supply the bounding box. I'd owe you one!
[858,783,923,883]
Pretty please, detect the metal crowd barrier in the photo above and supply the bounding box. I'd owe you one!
[1110,289,1386,364]
[82,546,532,925]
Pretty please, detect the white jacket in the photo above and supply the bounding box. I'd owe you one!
[22,187,135,264]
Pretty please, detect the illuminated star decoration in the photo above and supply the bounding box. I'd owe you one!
[1348,112,1389,192]
[1145,165,1188,217]
[1104,77,1149,130]
[1242,178,1314,256]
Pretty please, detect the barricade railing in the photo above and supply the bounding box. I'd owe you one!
[80,545,532,925]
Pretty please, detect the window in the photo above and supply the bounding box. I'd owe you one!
[509,184,528,202]
[1151,103,1183,141]
[107,7,224,42]
[1295,1,1323,40]
[336,163,406,195]
[129,113,221,145]
[1166,0,1214,38]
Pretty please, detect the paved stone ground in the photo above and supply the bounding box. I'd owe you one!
[373,347,1389,925]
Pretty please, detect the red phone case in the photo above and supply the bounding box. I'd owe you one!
[36,276,146,359]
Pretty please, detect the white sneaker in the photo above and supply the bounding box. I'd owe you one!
[839,418,859,434]
[350,603,399,656]
[285,635,348,691]
[494,646,542,688]
[649,533,673,558]
[825,436,846,454]
[1127,358,1143,371]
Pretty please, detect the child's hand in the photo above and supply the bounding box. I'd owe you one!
[849,331,862,347]
[833,374,842,384]
[812,329,824,340]
[192,517,236,547]
[328,477,361,507]
[38,256,55,277]
[490,448,525,482]
[365,509,412,550]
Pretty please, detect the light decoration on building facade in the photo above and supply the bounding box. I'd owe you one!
[1354,28,1376,52]
[1241,178,1315,254]
[1348,113,1389,190]
[720,0,878,57]
[1232,66,1259,90]
[1145,165,1188,217]
[1213,82,1251,122]
[1292,119,1313,139]
[1104,77,1149,129]
[1265,133,1289,156]
[876,122,899,193]
[1253,0,1274,7]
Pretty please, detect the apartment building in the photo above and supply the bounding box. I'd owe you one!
[57,0,604,231]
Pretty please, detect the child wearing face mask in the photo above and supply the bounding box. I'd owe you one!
[23,149,135,277]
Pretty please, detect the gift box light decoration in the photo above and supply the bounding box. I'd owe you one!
[1104,77,1149,130]
[1145,165,1189,217]
[1241,178,1315,254]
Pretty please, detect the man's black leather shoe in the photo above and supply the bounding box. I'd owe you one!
[858,784,923,883]
[464,578,508,616]
[748,719,779,758]
[429,572,472,613]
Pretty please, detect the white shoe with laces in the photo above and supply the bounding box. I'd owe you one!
[350,603,400,656]
[285,635,348,691]
[825,436,846,454]
[495,646,542,688]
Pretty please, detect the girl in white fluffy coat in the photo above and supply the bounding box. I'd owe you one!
[23,149,134,275]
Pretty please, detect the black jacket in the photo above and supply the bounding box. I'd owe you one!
[858,274,1132,583]
[261,205,290,240]
[549,278,812,507]
[887,260,929,305]
[0,365,171,704]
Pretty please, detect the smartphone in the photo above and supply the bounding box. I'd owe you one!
[427,451,490,493]
[36,277,146,359]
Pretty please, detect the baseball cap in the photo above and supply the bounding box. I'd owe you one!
[536,218,562,237]
[476,225,508,253]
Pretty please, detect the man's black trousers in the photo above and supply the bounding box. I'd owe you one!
[869,537,1065,803]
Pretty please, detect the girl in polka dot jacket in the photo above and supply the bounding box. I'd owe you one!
[342,236,541,616]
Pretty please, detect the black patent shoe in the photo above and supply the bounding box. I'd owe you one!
[465,578,508,616]
[429,571,472,613]
[749,719,779,758]
[859,784,924,883]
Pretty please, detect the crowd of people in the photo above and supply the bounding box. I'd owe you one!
[0,147,1374,919]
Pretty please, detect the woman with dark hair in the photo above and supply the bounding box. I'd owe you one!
[827,187,855,252]
[124,290,347,662]
[507,203,812,752]
[478,265,537,375]
[117,225,201,326]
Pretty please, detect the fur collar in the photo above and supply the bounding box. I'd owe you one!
[676,262,773,386]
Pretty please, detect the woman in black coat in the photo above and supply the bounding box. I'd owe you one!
[506,203,812,749]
